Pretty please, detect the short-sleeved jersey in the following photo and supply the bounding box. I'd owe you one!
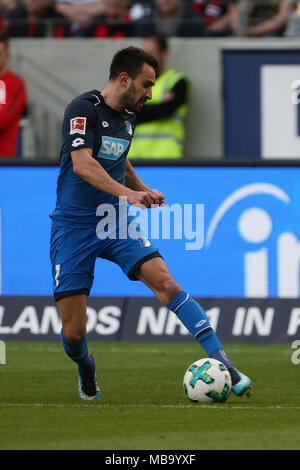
[50,89,136,225]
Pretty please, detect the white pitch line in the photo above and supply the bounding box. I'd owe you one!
[0,403,300,411]
[5,345,292,355]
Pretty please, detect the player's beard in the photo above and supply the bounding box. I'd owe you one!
[120,82,145,113]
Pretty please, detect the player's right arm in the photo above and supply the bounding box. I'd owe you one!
[65,96,159,208]
[71,147,160,208]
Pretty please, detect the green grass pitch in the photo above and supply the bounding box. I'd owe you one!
[0,341,300,450]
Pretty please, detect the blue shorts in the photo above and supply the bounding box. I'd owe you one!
[50,219,162,301]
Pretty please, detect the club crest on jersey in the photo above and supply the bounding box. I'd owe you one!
[99,136,129,160]
[70,117,86,135]
[125,120,133,135]
[139,235,151,248]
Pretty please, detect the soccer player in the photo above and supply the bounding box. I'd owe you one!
[50,46,251,401]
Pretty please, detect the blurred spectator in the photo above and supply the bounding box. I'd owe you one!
[0,1,17,28]
[0,0,19,11]
[0,0,18,15]
[0,29,27,157]
[91,0,132,38]
[192,0,239,36]
[129,1,151,22]
[55,0,132,37]
[128,35,190,159]
[131,0,203,37]
[4,0,64,37]
[246,0,292,37]
[283,0,300,36]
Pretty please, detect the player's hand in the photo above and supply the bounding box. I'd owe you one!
[150,189,167,206]
[126,190,161,209]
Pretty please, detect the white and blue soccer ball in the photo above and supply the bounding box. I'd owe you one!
[183,358,232,404]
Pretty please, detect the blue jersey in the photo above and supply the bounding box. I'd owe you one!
[50,89,136,225]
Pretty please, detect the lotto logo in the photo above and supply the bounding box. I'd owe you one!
[70,117,86,135]
[72,137,85,148]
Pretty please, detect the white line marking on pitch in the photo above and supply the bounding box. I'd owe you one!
[5,345,291,356]
[0,403,299,410]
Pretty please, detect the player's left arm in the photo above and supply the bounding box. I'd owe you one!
[125,158,167,206]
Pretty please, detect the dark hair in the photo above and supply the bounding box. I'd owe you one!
[109,46,159,80]
[144,34,169,52]
[0,29,9,49]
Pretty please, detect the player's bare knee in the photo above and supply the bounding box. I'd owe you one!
[63,326,86,344]
[160,277,181,304]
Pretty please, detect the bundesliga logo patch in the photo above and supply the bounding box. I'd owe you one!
[70,117,86,135]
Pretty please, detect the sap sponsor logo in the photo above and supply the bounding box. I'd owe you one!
[99,136,129,160]
[205,182,300,298]
[136,307,219,336]
[0,305,121,336]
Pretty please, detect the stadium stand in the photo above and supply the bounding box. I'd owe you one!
[131,0,204,37]
[55,0,132,38]
[1,1,299,159]
[245,0,293,37]
[1,0,65,37]
[1,0,279,39]
[193,0,240,36]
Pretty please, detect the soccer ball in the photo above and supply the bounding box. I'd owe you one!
[183,358,232,404]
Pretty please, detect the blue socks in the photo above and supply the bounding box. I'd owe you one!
[167,291,234,368]
[211,349,234,368]
[60,329,95,378]
[60,291,234,375]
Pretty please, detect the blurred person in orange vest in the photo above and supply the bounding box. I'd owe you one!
[0,29,26,157]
